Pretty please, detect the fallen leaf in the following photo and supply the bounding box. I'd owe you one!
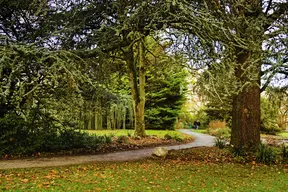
[21,179,29,183]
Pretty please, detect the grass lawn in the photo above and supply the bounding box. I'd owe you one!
[189,129,208,134]
[278,132,288,139]
[83,129,192,139]
[1,147,288,191]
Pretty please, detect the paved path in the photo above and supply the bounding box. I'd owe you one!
[0,129,215,169]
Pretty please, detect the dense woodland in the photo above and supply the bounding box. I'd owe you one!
[0,0,287,156]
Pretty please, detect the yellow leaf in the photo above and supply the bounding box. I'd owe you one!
[50,170,57,174]
[22,179,29,183]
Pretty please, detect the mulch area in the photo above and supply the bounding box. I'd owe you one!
[98,136,194,153]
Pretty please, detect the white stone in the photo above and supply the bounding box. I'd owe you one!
[152,147,168,157]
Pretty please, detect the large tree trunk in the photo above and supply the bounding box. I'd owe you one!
[230,49,261,150]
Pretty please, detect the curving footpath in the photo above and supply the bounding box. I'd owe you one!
[0,129,215,169]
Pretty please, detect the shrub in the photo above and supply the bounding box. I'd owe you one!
[208,127,231,138]
[282,144,288,159]
[0,113,112,156]
[256,143,277,164]
[164,134,183,141]
[260,97,281,135]
[260,121,281,135]
[214,137,227,149]
[208,120,226,130]
[57,130,112,150]
[164,134,173,140]
[117,135,129,144]
[126,131,133,137]
[0,113,60,156]
[230,146,246,157]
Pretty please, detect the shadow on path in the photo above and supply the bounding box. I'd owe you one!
[0,129,215,169]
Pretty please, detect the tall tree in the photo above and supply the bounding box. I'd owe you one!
[164,0,287,150]
[62,0,168,136]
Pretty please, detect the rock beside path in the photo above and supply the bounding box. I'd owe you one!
[152,147,168,157]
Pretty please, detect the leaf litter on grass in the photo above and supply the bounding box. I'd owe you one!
[1,147,288,191]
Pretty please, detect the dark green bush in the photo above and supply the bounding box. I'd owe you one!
[0,113,112,157]
[214,137,227,149]
[256,143,277,164]
[164,134,173,140]
[0,113,46,155]
[164,134,183,141]
[282,144,288,159]
[230,146,246,157]
[117,135,129,144]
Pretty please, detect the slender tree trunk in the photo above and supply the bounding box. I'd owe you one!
[126,40,146,137]
[231,49,261,150]
[135,40,146,136]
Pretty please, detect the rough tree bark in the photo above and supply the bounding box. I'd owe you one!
[231,48,261,150]
[126,40,146,137]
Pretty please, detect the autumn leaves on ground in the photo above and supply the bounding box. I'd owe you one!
[1,147,288,191]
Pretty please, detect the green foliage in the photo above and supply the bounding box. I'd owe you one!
[282,144,288,159]
[57,130,112,150]
[145,66,188,130]
[256,143,277,164]
[117,136,129,144]
[260,97,281,134]
[126,130,133,137]
[214,137,226,149]
[0,112,59,156]
[209,127,231,138]
[230,146,246,157]
[265,87,288,130]
[164,133,183,141]
[0,113,112,156]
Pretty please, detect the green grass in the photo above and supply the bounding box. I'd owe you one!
[1,159,287,191]
[190,129,208,134]
[261,131,288,140]
[278,132,288,139]
[83,129,191,139]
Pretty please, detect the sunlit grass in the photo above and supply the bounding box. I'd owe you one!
[190,129,208,134]
[261,131,288,140]
[82,129,192,139]
[278,132,288,139]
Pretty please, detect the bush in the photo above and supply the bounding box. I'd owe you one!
[117,135,129,144]
[208,127,231,138]
[126,131,133,137]
[214,137,227,149]
[164,134,183,141]
[260,121,281,135]
[164,134,173,140]
[208,120,226,130]
[0,114,112,156]
[256,143,277,164]
[0,113,60,156]
[230,146,246,157]
[260,97,281,135]
[282,144,288,159]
